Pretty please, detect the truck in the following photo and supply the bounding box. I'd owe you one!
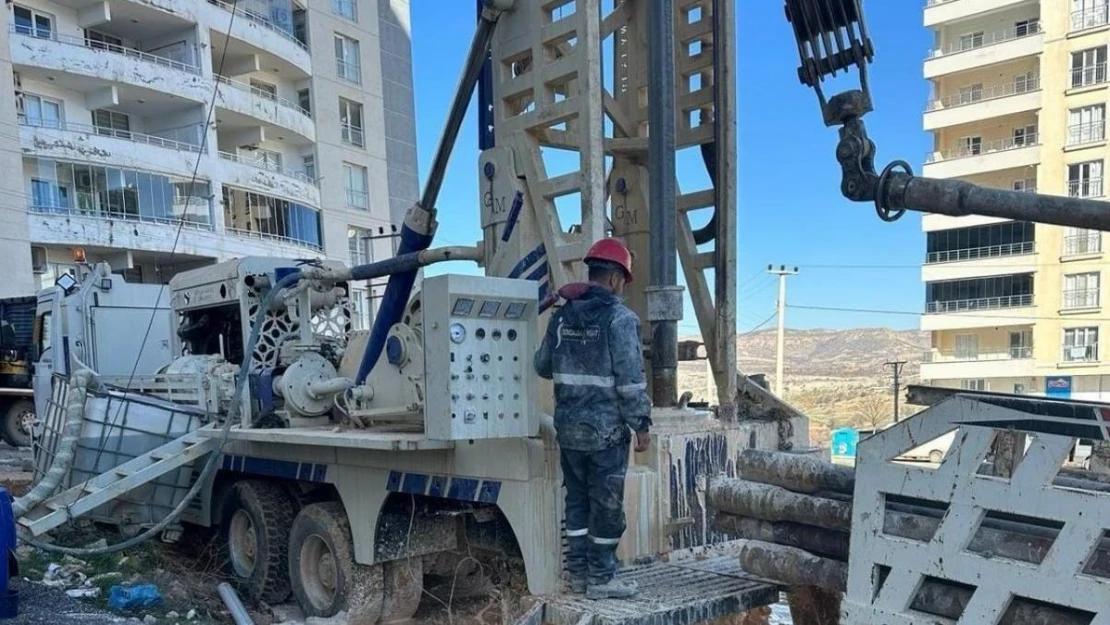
[0,263,171,448]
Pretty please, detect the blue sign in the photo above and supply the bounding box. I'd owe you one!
[830,427,859,465]
[1046,376,1073,398]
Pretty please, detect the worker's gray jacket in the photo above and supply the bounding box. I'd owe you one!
[534,283,652,451]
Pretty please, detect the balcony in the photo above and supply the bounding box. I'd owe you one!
[1068,177,1103,199]
[203,0,310,74]
[1062,288,1101,311]
[925,0,1039,28]
[1062,343,1099,364]
[922,295,1036,331]
[1069,64,1108,91]
[217,151,320,208]
[20,116,204,177]
[1064,232,1102,258]
[924,135,1041,178]
[920,346,1035,380]
[9,26,210,104]
[924,22,1043,79]
[213,75,315,143]
[922,242,1037,282]
[1071,6,1110,33]
[1067,121,1107,148]
[924,78,1041,130]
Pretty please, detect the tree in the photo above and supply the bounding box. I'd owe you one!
[853,393,891,429]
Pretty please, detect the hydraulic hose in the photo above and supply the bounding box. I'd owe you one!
[13,368,98,518]
[24,248,481,556]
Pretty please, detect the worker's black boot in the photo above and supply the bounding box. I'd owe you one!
[586,577,638,600]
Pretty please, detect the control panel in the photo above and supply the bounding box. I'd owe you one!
[423,274,539,441]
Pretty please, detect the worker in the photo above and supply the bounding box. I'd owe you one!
[533,238,652,600]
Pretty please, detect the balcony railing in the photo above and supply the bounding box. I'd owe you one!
[926,294,1034,314]
[341,123,365,147]
[921,346,1033,364]
[1072,6,1110,32]
[927,20,1041,58]
[1063,288,1101,310]
[29,202,213,230]
[336,59,362,85]
[926,241,1034,264]
[1068,177,1104,198]
[207,0,308,51]
[226,227,322,250]
[214,75,312,118]
[218,151,317,186]
[1068,121,1107,146]
[19,116,205,153]
[1064,232,1102,256]
[1071,63,1108,89]
[927,134,1039,163]
[927,77,1040,111]
[1063,343,1099,363]
[925,0,959,6]
[346,189,369,208]
[10,25,201,74]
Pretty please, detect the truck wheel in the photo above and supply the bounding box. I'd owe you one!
[220,480,294,603]
[2,400,34,448]
[288,502,424,622]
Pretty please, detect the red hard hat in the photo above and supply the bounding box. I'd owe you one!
[584,238,633,283]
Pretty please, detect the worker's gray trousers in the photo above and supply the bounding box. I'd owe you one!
[561,440,630,586]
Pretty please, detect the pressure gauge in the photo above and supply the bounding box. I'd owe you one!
[449,323,467,344]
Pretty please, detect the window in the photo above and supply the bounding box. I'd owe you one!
[222,186,321,248]
[339,98,365,147]
[1014,19,1037,37]
[925,273,1034,312]
[925,221,1035,263]
[297,88,311,114]
[961,379,987,391]
[333,0,358,21]
[253,149,283,171]
[1063,272,1101,309]
[1069,105,1106,145]
[958,31,984,52]
[1065,227,1102,256]
[335,35,362,84]
[293,8,308,45]
[84,30,122,51]
[955,335,978,360]
[348,227,371,266]
[1012,179,1036,193]
[1014,72,1037,93]
[36,311,52,356]
[1009,330,1032,359]
[1071,47,1108,88]
[1072,0,1109,30]
[343,163,369,208]
[250,79,277,100]
[1013,383,1026,394]
[13,6,53,38]
[958,84,983,105]
[1063,327,1099,362]
[1012,124,1037,147]
[1069,160,1104,198]
[303,154,316,181]
[22,95,63,129]
[92,109,130,139]
[958,136,982,157]
[31,178,68,209]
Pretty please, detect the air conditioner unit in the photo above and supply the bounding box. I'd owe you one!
[30,245,47,274]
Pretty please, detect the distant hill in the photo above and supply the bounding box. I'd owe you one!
[736,327,929,379]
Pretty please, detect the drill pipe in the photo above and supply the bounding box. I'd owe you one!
[714,515,850,560]
[706,480,852,531]
[737,540,1089,625]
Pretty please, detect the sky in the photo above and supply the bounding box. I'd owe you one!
[408,2,932,333]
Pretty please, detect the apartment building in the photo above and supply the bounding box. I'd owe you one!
[0,0,419,329]
[920,0,1110,400]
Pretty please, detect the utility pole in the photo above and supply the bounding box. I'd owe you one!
[768,265,798,397]
[884,360,907,422]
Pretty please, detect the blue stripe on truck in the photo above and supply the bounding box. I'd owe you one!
[221,455,327,483]
[386,470,501,503]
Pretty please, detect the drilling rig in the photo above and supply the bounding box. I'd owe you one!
[20,1,805,624]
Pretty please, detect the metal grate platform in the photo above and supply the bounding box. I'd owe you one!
[523,555,778,625]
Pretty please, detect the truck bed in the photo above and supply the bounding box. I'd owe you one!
[517,554,778,625]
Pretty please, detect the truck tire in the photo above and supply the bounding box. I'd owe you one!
[219,480,295,603]
[288,502,424,622]
[2,399,34,448]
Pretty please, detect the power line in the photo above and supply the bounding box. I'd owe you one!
[789,303,1110,323]
[800,259,1110,270]
[740,311,778,335]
